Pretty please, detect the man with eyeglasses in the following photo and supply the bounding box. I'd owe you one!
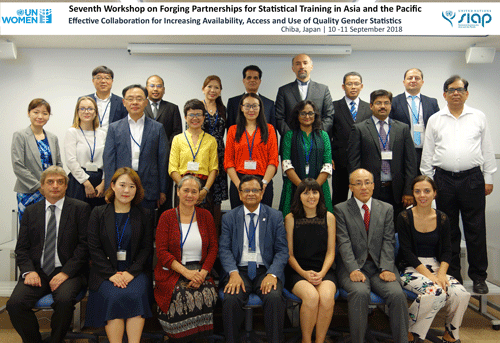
[334,168,408,343]
[348,89,417,219]
[103,84,168,211]
[421,75,496,294]
[84,66,128,131]
[144,75,182,210]
[219,174,288,342]
[275,54,334,137]
[330,72,372,206]
[390,68,440,171]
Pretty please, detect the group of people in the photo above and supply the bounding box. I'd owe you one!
[7,54,496,343]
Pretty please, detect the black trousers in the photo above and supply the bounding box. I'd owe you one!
[332,165,350,206]
[7,268,85,343]
[222,266,285,343]
[434,166,487,283]
[229,173,273,209]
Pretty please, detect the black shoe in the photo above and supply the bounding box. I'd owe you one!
[442,339,461,343]
[473,280,489,294]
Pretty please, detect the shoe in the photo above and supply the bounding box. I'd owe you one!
[473,280,489,294]
[442,339,460,343]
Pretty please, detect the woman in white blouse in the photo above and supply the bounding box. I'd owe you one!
[64,96,106,208]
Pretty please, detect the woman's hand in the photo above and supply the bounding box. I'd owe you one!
[83,180,96,198]
[304,270,322,285]
[95,180,105,198]
[197,189,208,204]
[436,272,450,291]
[182,269,205,284]
[109,272,128,288]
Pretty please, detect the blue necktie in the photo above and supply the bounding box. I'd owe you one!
[247,213,257,280]
[350,101,357,121]
[379,121,391,175]
[410,96,421,145]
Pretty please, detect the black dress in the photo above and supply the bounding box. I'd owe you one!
[286,216,336,289]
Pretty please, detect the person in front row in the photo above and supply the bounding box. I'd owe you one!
[285,179,336,343]
[219,175,289,342]
[85,167,153,343]
[334,168,409,343]
[397,175,470,343]
[155,175,218,342]
[7,166,90,343]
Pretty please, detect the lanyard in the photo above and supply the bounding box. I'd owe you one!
[79,126,96,163]
[116,215,130,250]
[177,207,196,250]
[129,126,141,148]
[372,118,391,150]
[301,131,314,166]
[244,215,257,251]
[245,128,258,160]
[406,97,423,124]
[98,101,111,126]
[185,132,205,162]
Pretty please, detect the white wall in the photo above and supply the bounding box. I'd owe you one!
[1,47,499,279]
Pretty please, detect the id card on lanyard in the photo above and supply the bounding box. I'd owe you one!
[244,128,258,170]
[116,215,130,261]
[79,127,98,171]
[185,132,205,172]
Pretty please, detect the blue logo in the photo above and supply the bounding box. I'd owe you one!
[39,9,52,23]
[442,11,456,27]
[2,8,53,24]
[443,9,492,29]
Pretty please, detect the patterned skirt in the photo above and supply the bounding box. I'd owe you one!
[157,263,217,343]
[17,191,44,223]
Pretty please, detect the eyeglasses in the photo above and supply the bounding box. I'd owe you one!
[240,188,262,194]
[345,82,362,87]
[446,87,466,94]
[79,107,95,113]
[93,76,112,82]
[148,84,164,89]
[242,104,260,110]
[299,111,315,117]
[350,181,374,187]
[187,113,203,118]
[124,97,145,102]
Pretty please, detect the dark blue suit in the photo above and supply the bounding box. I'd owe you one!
[103,115,168,207]
[226,93,276,130]
[85,93,128,125]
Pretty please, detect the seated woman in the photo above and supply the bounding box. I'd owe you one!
[85,167,153,343]
[285,178,336,343]
[397,175,471,343]
[155,175,218,342]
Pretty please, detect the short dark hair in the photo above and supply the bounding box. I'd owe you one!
[146,75,164,86]
[443,75,469,92]
[290,100,321,132]
[28,98,51,115]
[242,65,262,79]
[122,84,148,99]
[183,99,205,116]
[238,174,263,191]
[404,68,423,80]
[343,71,363,84]
[105,167,144,205]
[92,66,114,79]
[290,178,327,219]
[370,89,393,105]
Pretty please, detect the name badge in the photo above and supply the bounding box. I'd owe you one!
[381,151,393,160]
[244,160,257,170]
[305,164,310,175]
[117,250,127,261]
[247,252,257,262]
[414,124,424,133]
[133,151,140,159]
[85,162,98,172]
[187,161,200,171]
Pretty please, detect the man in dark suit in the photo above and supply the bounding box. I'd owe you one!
[103,84,168,210]
[390,68,440,170]
[334,168,408,343]
[226,65,276,130]
[348,89,417,217]
[275,54,334,137]
[84,65,128,130]
[144,75,182,210]
[7,166,90,343]
[330,71,372,206]
[219,175,289,343]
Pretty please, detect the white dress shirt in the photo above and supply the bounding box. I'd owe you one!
[420,104,497,184]
[354,196,373,220]
[41,197,65,269]
[128,114,145,171]
[405,91,424,148]
[94,93,111,131]
[239,204,264,267]
[344,96,360,110]
[297,79,310,101]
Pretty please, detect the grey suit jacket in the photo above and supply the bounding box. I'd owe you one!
[12,126,63,193]
[334,197,396,276]
[275,80,334,137]
[144,99,182,146]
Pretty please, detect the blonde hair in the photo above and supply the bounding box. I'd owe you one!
[71,96,99,130]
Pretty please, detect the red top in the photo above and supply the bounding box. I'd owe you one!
[154,207,218,313]
[224,123,279,176]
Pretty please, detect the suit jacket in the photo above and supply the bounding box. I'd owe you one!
[15,197,91,278]
[389,93,439,128]
[87,204,152,291]
[86,93,128,125]
[334,197,397,276]
[275,80,334,137]
[226,93,276,130]
[330,98,372,169]
[144,99,182,146]
[103,115,168,201]
[12,126,63,193]
[219,204,289,283]
[347,118,417,203]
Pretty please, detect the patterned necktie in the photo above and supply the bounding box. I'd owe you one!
[362,204,370,232]
[410,96,421,145]
[247,213,257,280]
[379,121,391,174]
[152,102,159,119]
[42,205,56,276]
[350,101,357,121]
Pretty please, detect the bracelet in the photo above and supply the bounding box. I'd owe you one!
[203,186,210,193]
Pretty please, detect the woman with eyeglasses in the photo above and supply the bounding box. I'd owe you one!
[11,98,63,222]
[64,96,106,208]
[224,93,279,208]
[285,178,336,343]
[155,175,218,342]
[279,100,333,218]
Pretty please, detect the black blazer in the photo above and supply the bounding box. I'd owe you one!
[87,204,153,291]
[15,197,91,279]
[330,98,372,169]
[347,118,417,203]
[144,99,183,146]
[389,93,439,128]
[226,93,276,130]
[85,93,128,125]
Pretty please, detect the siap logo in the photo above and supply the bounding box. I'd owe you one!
[442,11,456,27]
[442,9,492,28]
[2,9,52,24]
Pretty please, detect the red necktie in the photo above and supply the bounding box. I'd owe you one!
[362,204,370,232]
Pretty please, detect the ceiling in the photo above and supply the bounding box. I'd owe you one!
[1,0,499,52]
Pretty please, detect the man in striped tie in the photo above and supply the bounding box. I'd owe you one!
[7,166,90,343]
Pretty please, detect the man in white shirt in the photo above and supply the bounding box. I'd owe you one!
[421,75,497,294]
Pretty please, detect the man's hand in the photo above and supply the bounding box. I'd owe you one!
[260,274,277,294]
[402,195,414,208]
[224,271,246,294]
[24,271,42,287]
[485,184,493,196]
[379,270,396,282]
[49,272,69,291]
[350,270,366,282]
